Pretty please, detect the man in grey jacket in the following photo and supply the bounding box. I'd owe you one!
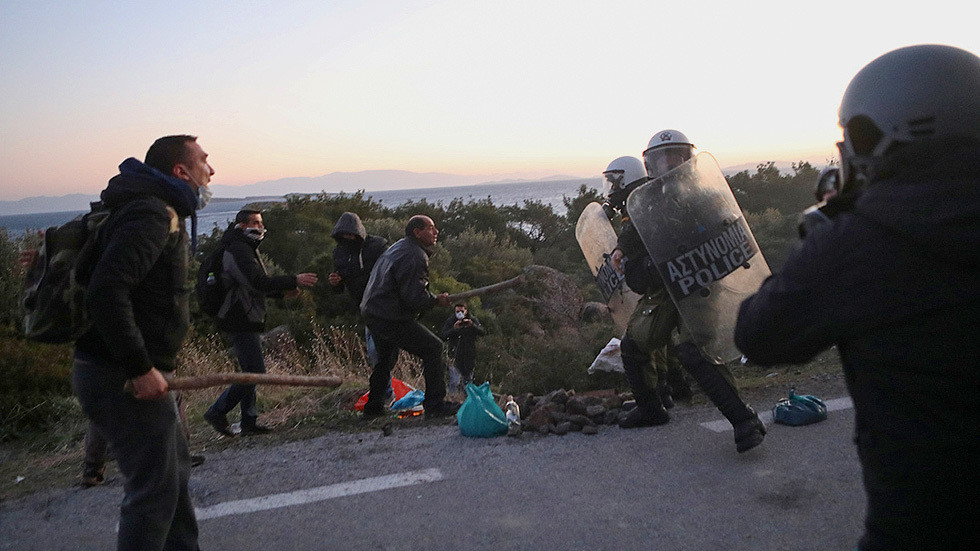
[360,215,455,418]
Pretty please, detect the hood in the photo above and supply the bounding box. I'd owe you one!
[331,212,368,241]
[855,141,980,266]
[102,158,198,216]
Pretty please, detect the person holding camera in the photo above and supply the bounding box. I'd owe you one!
[441,303,486,392]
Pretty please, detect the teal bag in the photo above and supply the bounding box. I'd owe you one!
[457,382,508,438]
[772,389,827,426]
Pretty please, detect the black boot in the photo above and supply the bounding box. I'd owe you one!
[620,337,671,428]
[674,342,766,452]
[619,402,670,428]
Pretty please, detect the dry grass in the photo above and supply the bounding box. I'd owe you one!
[0,323,428,502]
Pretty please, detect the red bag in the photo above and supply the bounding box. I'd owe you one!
[353,378,414,410]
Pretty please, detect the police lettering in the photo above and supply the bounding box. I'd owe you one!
[659,218,757,298]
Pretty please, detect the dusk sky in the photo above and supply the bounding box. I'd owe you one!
[2,1,977,201]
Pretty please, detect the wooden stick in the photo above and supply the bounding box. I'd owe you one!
[446,274,524,302]
[123,373,344,394]
[167,373,342,391]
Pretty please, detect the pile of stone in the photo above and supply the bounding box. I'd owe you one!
[507,389,634,436]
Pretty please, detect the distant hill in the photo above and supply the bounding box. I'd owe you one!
[0,193,102,216]
[207,170,585,198]
[0,164,807,216]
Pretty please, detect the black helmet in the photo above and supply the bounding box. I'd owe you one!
[837,44,980,187]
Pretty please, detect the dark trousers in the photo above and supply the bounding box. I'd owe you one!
[86,393,191,469]
[72,352,199,551]
[855,430,977,550]
[208,331,264,427]
[365,317,446,410]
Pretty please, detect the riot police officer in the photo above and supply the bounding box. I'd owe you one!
[603,156,692,428]
[736,44,980,549]
[628,130,767,453]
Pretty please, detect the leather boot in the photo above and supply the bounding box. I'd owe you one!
[674,342,766,452]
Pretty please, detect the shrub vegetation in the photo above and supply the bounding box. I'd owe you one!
[0,164,829,495]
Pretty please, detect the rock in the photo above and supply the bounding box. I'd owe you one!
[567,415,593,429]
[603,410,620,425]
[549,410,569,425]
[603,394,625,410]
[586,405,606,418]
[581,424,599,435]
[537,424,551,435]
[517,393,536,418]
[543,389,569,405]
[566,396,588,416]
[525,407,552,431]
[580,301,611,323]
[551,422,571,435]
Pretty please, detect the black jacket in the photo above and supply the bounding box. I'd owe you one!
[215,228,297,333]
[441,314,486,365]
[331,213,388,306]
[735,141,980,448]
[75,158,199,378]
[360,236,436,321]
[617,219,664,296]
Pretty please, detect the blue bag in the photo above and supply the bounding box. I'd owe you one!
[390,389,425,411]
[772,389,827,426]
[457,382,508,438]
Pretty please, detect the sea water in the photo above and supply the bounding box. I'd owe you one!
[0,178,599,237]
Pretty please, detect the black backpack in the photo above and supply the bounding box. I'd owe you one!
[196,243,227,318]
[22,202,112,343]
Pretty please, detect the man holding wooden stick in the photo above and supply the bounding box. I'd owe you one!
[359,215,457,418]
[72,135,211,551]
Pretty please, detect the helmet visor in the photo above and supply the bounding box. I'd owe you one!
[602,170,625,199]
[643,144,693,181]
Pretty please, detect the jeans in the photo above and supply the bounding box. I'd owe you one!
[72,352,199,551]
[365,317,446,411]
[208,331,264,427]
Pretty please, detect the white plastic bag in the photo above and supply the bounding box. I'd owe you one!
[587,337,624,374]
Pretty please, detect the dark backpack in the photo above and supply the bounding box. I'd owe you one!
[196,244,227,318]
[22,202,112,343]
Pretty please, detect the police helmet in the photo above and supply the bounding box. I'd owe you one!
[837,44,980,187]
[602,156,647,212]
[643,129,695,181]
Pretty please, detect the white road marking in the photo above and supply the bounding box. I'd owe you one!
[699,396,853,433]
[195,468,445,521]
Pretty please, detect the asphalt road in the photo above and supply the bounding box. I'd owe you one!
[0,392,866,551]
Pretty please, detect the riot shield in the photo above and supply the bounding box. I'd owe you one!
[626,153,770,363]
[575,202,640,332]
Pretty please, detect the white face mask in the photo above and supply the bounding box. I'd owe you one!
[197,185,213,210]
[455,311,465,320]
[244,227,266,241]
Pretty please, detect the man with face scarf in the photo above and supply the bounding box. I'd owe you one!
[203,209,318,437]
[72,135,212,550]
